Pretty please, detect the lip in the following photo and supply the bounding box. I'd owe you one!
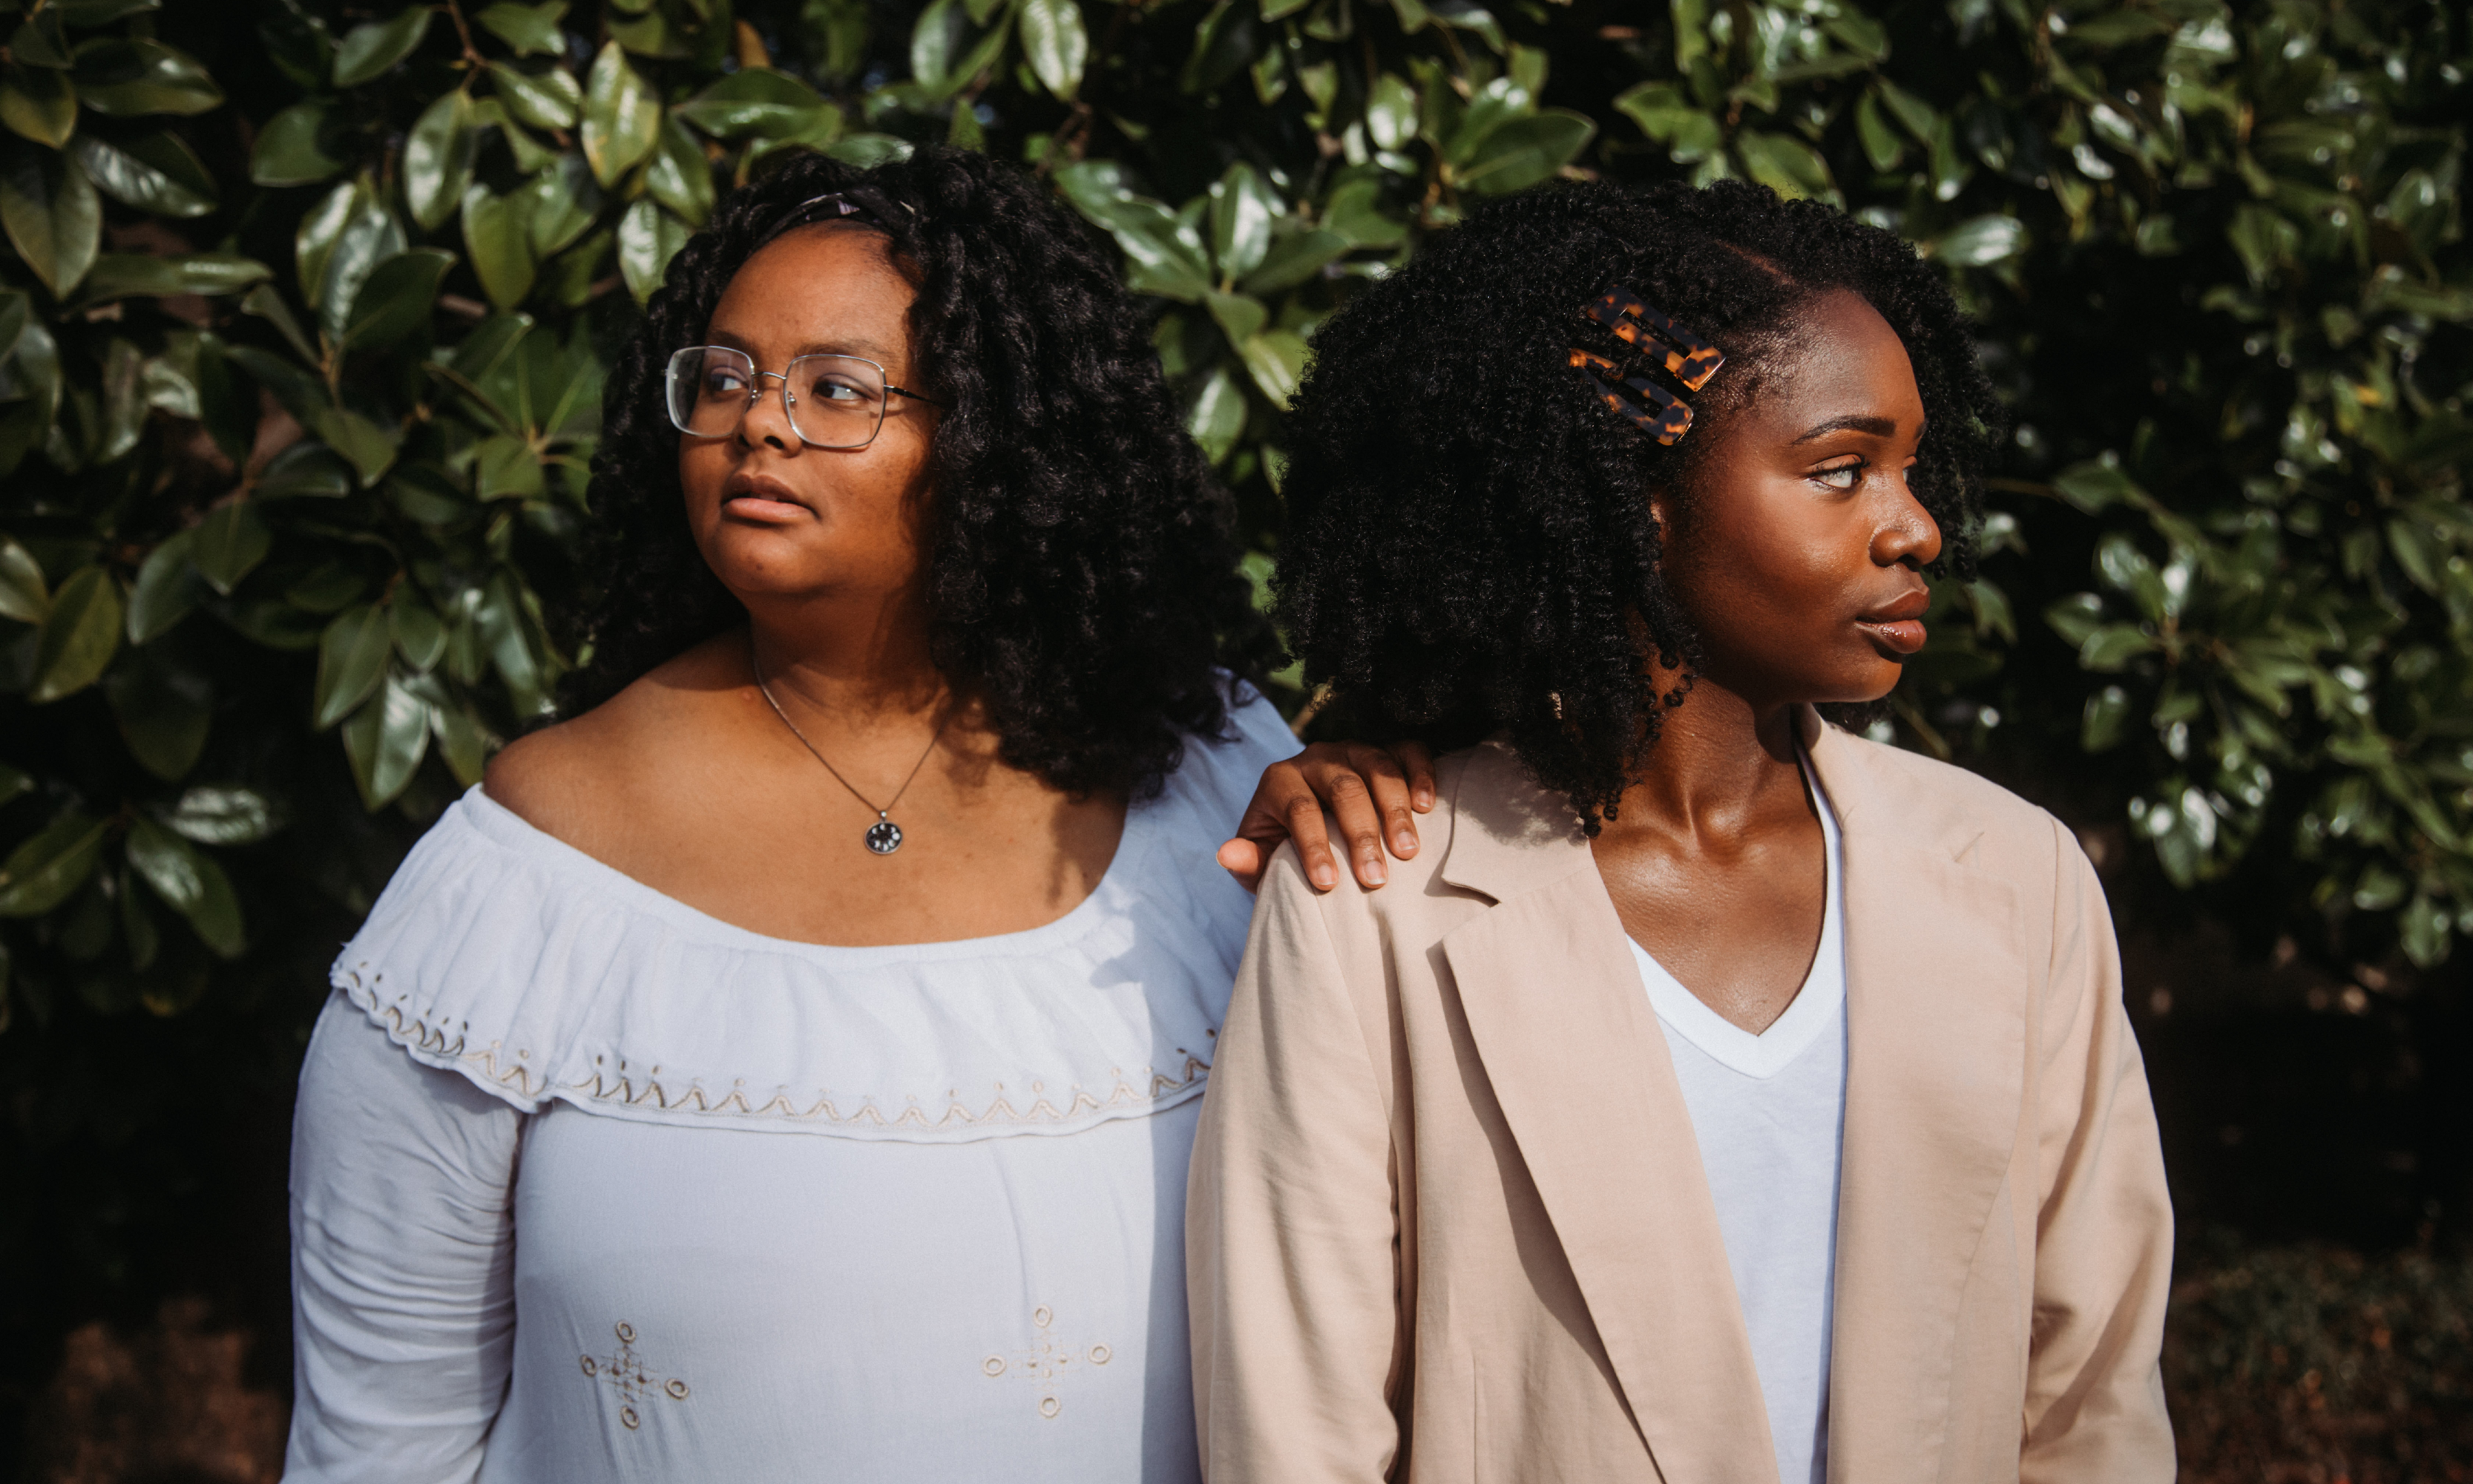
[722,470,811,523]
[1854,587,1931,656]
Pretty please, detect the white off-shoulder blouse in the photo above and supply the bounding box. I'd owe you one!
[283,688,1299,1483]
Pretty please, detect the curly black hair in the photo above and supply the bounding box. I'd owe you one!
[561,145,1277,800]
[1276,179,2003,827]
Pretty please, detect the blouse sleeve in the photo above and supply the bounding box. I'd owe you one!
[284,991,524,1482]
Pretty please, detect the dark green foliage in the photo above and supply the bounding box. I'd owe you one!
[0,0,2465,1451]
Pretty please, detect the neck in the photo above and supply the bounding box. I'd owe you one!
[1595,663,1805,842]
[743,585,947,723]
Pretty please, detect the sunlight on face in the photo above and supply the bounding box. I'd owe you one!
[1654,289,1942,709]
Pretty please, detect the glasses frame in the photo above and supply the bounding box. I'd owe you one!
[664,345,945,451]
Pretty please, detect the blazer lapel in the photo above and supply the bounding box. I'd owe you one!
[1804,715,2029,1483]
[1439,744,1779,1484]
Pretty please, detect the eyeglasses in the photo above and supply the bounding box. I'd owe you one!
[663,346,943,450]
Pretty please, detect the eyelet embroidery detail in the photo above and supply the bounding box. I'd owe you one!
[982,1306,1111,1419]
[581,1322,689,1432]
[339,965,1212,1131]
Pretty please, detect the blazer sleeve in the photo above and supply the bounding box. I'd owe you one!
[285,991,522,1483]
[2020,821,2177,1482]
[1187,844,1405,1483]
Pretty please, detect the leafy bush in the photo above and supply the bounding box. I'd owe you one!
[0,0,2465,1447]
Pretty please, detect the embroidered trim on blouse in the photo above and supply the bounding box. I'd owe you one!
[338,965,1213,1132]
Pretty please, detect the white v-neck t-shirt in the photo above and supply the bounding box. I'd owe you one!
[1627,752,1846,1484]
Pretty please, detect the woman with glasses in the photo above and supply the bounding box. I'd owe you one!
[283,146,1370,1481]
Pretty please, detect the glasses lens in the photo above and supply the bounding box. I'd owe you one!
[667,347,755,438]
[785,355,887,449]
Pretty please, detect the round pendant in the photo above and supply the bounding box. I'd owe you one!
[864,819,904,855]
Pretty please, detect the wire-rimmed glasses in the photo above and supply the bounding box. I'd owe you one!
[663,346,942,450]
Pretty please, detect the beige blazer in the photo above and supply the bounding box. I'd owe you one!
[1187,709,2175,1483]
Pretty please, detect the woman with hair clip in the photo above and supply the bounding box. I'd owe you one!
[1188,180,2176,1483]
[283,145,1400,1481]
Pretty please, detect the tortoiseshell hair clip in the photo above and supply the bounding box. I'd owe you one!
[1568,286,1726,445]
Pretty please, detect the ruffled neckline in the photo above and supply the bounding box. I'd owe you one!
[329,697,1291,1143]
[448,783,1165,965]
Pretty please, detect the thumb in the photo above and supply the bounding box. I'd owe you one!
[1217,836,1267,893]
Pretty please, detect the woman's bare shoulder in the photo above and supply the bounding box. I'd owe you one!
[482,632,748,852]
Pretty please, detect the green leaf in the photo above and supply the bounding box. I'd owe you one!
[341,248,455,351]
[1,60,79,147]
[1237,329,1309,407]
[0,812,108,918]
[313,407,398,485]
[77,253,272,303]
[1019,0,1088,101]
[488,60,582,131]
[476,0,571,56]
[2053,456,2141,514]
[617,198,687,304]
[1204,290,1267,347]
[103,650,211,781]
[392,594,448,670]
[10,13,73,72]
[30,566,122,703]
[340,671,430,810]
[1207,162,1278,281]
[522,153,600,257]
[72,38,221,116]
[405,91,480,231]
[332,6,433,88]
[581,42,660,187]
[124,817,243,957]
[1365,71,1418,152]
[1931,214,2026,267]
[313,603,391,730]
[256,441,355,500]
[462,180,538,312]
[2080,683,2131,752]
[1054,162,1211,303]
[68,131,216,217]
[1241,228,1348,295]
[677,67,830,137]
[160,786,280,846]
[1734,129,1833,200]
[1875,75,1937,141]
[299,177,405,341]
[1854,91,1902,171]
[1320,180,1404,249]
[189,500,272,595]
[250,100,347,187]
[1456,110,1594,197]
[474,433,546,499]
[911,0,1012,99]
[125,530,197,640]
[1185,364,1245,465]
[430,698,492,785]
[643,114,715,227]
[0,142,101,296]
[0,533,47,623]
[2078,623,2157,672]
[240,284,318,364]
[1613,82,1721,162]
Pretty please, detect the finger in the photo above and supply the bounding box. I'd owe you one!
[1390,740,1438,812]
[1304,762,1390,888]
[1216,837,1266,893]
[1346,743,1423,862]
[1282,793,1343,892]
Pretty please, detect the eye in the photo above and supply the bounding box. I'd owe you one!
[1810,459,1863,492]
[702,367,749,395]
[812,377,870,404]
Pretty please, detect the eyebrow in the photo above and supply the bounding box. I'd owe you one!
[1791,413,1911,443]
[708,329,898,363]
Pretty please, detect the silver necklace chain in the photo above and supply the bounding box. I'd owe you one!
[749,643,948,856]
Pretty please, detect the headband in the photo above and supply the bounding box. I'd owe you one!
[1566,286,1725,445]
[761,187,915,246]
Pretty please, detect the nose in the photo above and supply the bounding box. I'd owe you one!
[736,371,798,453]
[1872,478,1942,570]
